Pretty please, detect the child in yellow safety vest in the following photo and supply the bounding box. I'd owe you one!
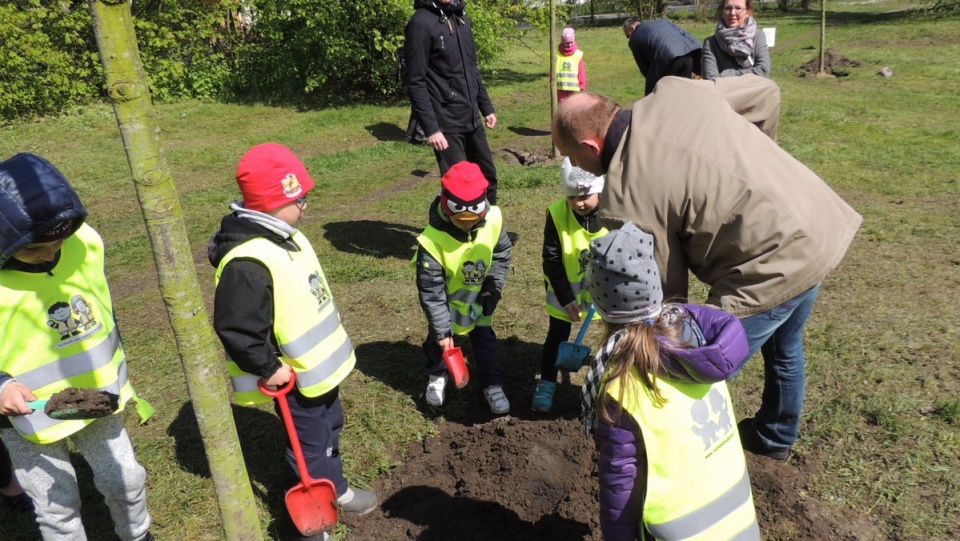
[581,223,761,541]
[532,158,606,414]
[0,153,155,541]
[413,161,513,415]
[208,143,377,540]
[556,27,587,103]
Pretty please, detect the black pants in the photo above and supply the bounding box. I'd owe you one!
[424,325,503,388]
[276,385,347,496]
[667,49,703,79]
[539,316,573,383]
[434,126,499,205]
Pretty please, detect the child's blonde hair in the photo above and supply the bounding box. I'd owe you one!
[597,303,697,425]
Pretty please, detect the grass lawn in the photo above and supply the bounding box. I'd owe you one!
[1,1,958,539]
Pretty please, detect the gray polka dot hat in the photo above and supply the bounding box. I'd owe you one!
[586,222,662,324]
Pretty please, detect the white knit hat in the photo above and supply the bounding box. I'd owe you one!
[561,158,605,197]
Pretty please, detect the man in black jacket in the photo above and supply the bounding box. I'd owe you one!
[405,0,500,204]
[624,18,703,95]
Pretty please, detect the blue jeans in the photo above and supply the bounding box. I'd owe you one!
[736,283,821,451]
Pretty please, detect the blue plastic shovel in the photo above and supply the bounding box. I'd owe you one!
[555,304,596,371]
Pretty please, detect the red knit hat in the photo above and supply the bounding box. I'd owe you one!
[440,161,489,220]
[236,143,315,212]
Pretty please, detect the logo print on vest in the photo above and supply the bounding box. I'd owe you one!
[690,388,734,452]
[47,297,103,348]
[309,272,329,310]
[577,248,591,275]
[562,60,573,71]
[461,259,488,287]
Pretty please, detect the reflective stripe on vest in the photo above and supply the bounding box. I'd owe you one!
[544,200,606,322]
[416,207,502,335]
[215,231,356,404]
[0,224,144,444]
[605,372,760,541]
[556,49,583,91]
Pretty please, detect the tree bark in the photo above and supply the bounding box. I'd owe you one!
[85,1,264,540]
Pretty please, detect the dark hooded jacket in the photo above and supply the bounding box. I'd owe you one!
[207,213,302,380]
[0,153,88,416]
[628,19,702,95]
[415,196,512,338]
[404,0,495,137]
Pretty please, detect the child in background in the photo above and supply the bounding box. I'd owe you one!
[208,143,376,540]
[581,223,760,541]
[413,161,513,415]
[533,158,606,413]
[556,27,587,103]
[0,153,154,541]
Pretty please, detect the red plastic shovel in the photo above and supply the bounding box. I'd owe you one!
[442,346,470,389]
[258,374,339,536]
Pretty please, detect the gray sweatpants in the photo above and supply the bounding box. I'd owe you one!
[1,414,151,541]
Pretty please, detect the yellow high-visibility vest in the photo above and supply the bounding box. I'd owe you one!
[604,371,760,541]
[544,199,606,321]
[215,231,356,404]
[415,207,502,334]
[556,49,584,91]
[0,224,153,444]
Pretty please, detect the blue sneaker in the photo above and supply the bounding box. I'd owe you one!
[531,380,557,413]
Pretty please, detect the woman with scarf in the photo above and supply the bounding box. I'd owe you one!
[702,0,771,79]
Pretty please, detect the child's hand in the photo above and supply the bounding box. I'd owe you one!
[564,302,582,322]
[0,381,38,416]
[264,364,293,387]
[438,336,455,352]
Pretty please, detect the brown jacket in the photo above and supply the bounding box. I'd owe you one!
[599,76,861,316]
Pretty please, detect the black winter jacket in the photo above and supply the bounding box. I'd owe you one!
[405,0,495,137]
[207,213,302,380]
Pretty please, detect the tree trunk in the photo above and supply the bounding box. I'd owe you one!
[550,0,558,158]
[85,2,264,540]
[819,0,827,73]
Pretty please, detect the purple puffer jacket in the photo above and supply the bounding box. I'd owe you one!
[596,304,749,541]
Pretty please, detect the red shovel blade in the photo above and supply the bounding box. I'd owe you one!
[442,347,470,389]
[286,478,339,536]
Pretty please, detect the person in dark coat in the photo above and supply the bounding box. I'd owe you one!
[623,18,703,95]
[404,0,500,204]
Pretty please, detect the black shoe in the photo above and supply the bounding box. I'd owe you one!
[738,418,790,461]
[1,492,34,513]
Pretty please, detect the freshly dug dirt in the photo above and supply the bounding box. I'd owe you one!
[798,49,863,77]
[45,387,119,418]
[342,409,886,540]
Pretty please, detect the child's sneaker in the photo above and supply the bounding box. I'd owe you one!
[530,380,557,413]
[338,487,378,515]
[426,374,447,407]
[483,385,510,415]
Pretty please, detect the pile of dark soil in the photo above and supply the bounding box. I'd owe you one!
[798,49,863,77]
[342,410,887,540]
[45,387,119,419]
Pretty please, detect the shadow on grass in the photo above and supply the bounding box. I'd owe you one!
[168,402,292,538]
[354,335,583,426]
[376,485,593,540]
[364,121,407,143]
[322,220,420,260]
[507,126,551,137]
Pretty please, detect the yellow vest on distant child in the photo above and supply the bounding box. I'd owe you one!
[415,207,502,334]
[556,49,584,91]
[0,224,153,444]
[544,199,606,321]
[215,231,356,405]
[604,371,760,541]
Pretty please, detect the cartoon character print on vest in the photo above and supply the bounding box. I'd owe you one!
[71,294,98,331]
[690,388,734,451]
[577,248,591,276]
[562,60,573,73]
[308,272,329,311]
[461,259,488,286]
[46,296,103,346]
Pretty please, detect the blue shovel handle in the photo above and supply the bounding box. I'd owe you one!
[26,399,48,410]
[573,304,596,345]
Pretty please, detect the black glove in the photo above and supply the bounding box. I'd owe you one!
[480,288,502,317]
